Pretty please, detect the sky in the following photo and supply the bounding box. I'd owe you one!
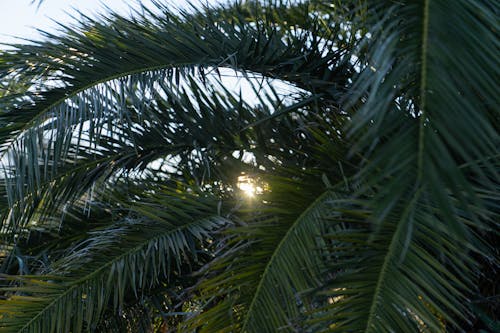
[0,0,202,47]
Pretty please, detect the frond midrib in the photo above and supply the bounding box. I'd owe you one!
[363,189,422,332]
[240,190,332,332]
[417,0,430,181]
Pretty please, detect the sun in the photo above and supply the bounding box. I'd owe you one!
[237,175,256,197]
[237,174,264,198]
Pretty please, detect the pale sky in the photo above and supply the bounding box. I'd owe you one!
[0,0,209,46]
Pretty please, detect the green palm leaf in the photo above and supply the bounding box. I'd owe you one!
[310,0,500,331]
[0,1,353,239]
[0,186,230,333]
[183,167,353,332]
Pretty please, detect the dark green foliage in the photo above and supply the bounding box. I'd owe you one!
[0,1,498,332]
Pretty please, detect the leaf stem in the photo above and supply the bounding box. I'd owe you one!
[417,0,430,182]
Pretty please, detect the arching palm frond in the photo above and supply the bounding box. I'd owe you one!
[0,0,353,237]
[0,181,230,333]
[183,185,342,332]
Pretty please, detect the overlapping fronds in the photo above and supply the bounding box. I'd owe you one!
[0,183,230,333]
[181,165,354,332]
[307,191,493,332]
[309,0,500,331]
[0,0,354,238]
[0,0,498,331]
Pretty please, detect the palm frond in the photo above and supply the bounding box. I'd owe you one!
[310,0,500,331]
[308,192,488,332]
[182,169,353,332]
[237,191,343,332]
[0,0,354,239]
[0,186,230,333]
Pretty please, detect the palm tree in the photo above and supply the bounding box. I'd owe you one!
[0,0,498,332]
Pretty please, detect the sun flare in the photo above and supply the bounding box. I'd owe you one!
[238,181,256,197]
[237,174,264,198]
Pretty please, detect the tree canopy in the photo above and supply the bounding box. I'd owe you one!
[0,0,498,332]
